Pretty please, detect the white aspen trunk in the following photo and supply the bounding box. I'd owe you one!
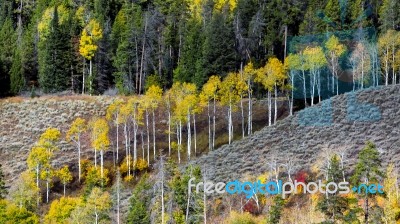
[331,56,335,93]
[133,108,137,163]
[212,97,216,150]
[100,149,104,179]
[240,95,244,138]
[302,70,307,105]
[361,53,365,89]
[193,113,197,155]
[290,73,294,116]
[318,71,321,102]
[139,15,148,94]
[168,108,171,156]
[46,180,49,203]
[116,119,119,163]
[117,171,120,224]
[63,183,66,196]
[36,165,39,188]
[78,136,81,182]
[124,123,129,176]
[141,132,145,160]
[228,104,232,144]
[94,148,97,167]
[152,110,156,160]
[207,102,211,150]
[187,110,191,160]
[89,60,93,95]
[274,83,277,124]
[311,72,315,106]
[248,78,252,135]
[268,91,272,126]
[385,47,389,86]
[82,59,86,94]
[146,109,150,164]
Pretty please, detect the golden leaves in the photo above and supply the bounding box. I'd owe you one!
[90,118,110,151]
[79,19,103,60]
[67,118,87,142]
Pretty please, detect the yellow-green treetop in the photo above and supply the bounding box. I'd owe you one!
[219,72,241,107]
[44,197,82,224]
[90,118,110,151]
[256,57,286,91]
[66,118,87,142]
[145,85,163,110]
[85,166,110,186]
[285,53,302,71]
[303,46,327,71]
[325,35,346,58]
[38,5,70,40]
[200,75,221,106]
[79,19,103,60]
[38,128,61,153]
[27,146,50,170]
[106,98,125,123]
[57,165,73,186]
[214,0,237,12]
[11,171,40,210]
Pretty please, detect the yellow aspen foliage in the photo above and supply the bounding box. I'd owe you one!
[38,127,61,148]
[84,166,110,187]
[44,197,81,224]
[119,155,134,176]
[381,164,400,223]
[200,75,221,106]
[325,35,346,58]
[57,165,73,188]
[79,19,103,60]
[214,0,237,12]
[38,5,70,39]
[303,46,327,71]
[66,117,87,142]
[219,72,241,108]
[285,53,302,71]
[134,158,148,171]
[90,118,110,151]
[11,171,40,210]
[27,146,50,171]
[145,85,163,110]
[187,0,204,19]
[106,98,125,123]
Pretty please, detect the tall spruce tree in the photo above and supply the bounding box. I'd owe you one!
[0,164,6,199]
[39,6,71,93]
[317,155,360,223]
[351,141,384,224]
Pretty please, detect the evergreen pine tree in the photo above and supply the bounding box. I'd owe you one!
[351,141,384,224]
[10,47,25,94]
[267,196,285,224]
[0,18,15,96]
[39,6,71,93]
[317,155,360,223]
[0,164,6,199]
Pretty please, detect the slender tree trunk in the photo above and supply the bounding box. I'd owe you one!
[94,148,97,167]
[116,121,119,163]
[89,60,93,95]
[268,91,272,126]
[139,14,148,94]
[63,184,66,196]
[82,59,86,94]
[100,149,104,179]
[248,79,252,135]
[193,113,197,155]
[46,180,49,203]
[207,102,211,150]
[168,108,171,156]
[152,110,156,160]
[274,83,278,124]
[213,97,216,150]
[187,110,191,160]
[117,170,120,224]
[146,109,150,164]
[302,70,307,106]
[240,95,244,138]
[141,132,145,160]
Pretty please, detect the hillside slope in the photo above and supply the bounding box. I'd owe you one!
[190,86,400,182]
[0,96,112,186]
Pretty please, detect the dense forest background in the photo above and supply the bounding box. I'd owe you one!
[0,0,398,97]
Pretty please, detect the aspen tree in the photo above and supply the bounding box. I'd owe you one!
[325,35,346,95]
[90,118,110,181]
[243,63,256,134]
[219,73,240,144]
[199,76,220,150]
[57,165,72,196]
[67,117,87,182]
[79,19,103,94]
[106,99,124,164]
[303,47,327,105]
[145,85,163,160]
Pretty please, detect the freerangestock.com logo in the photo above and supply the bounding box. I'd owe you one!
[188,178,384,199]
